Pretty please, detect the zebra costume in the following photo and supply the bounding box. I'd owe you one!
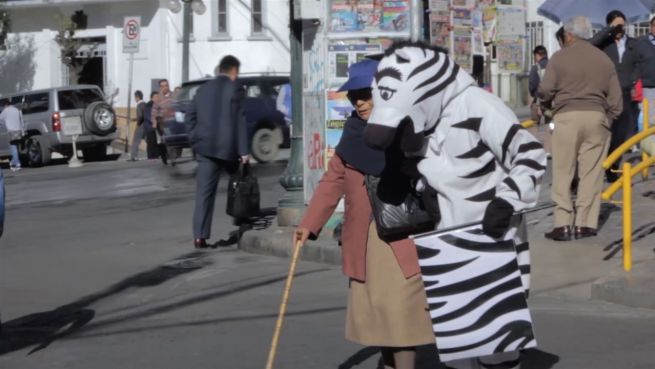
[364,42,547,369]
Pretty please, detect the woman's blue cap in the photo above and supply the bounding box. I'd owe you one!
[337,59,380,92]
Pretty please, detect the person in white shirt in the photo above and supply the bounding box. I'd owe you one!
[0,100,24,171]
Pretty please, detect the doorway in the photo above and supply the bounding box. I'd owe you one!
[73,37,106,90]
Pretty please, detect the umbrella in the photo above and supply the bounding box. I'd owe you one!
[537,0,655,28]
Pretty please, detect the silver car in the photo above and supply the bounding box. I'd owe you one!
[0,85,118,166]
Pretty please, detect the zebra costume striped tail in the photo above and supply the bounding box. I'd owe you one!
[413,218,536,363]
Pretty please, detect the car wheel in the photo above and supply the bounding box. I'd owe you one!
[26,136,51,167]
[83,101,116,136]
[82,144,108,162]
[251,128,280,163]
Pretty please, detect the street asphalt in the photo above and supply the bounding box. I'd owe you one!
[0,149,654,369]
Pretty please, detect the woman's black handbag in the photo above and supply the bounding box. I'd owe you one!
[365,174,439,240]
[226,163,260,219]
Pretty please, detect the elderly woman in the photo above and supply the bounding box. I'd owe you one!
[294,59,433,369]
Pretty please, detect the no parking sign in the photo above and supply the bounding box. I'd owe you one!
[122,16,141,54]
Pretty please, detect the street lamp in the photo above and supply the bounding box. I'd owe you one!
[167,0,206,83]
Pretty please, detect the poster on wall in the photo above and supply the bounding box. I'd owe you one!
[497,36,524,72]
[482,5,497,42]
[452,8,471,27]
[452,27,473,72]
[451,0,475,7]
[430,18,452,49]
[429,0,451,49]
[328,42,383,86]
[325,90,352,163]
[496,7,525,37]
[472,28,484,55]
[328,0,410,34]
[496,0,525,7]
[382,1,411,32]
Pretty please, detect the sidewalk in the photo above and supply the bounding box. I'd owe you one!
[239,169,655,309]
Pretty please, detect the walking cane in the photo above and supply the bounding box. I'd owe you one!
[265,240,303,369]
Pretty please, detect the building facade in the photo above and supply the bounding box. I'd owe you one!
[0,0,291,108]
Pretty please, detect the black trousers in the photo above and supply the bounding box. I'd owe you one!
[144,131,158,159]
[193,154,238,239]
[606,93,635,182]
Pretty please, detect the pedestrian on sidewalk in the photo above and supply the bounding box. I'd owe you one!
[128,90,146,161]
[187,55,249,249]
[528,45,552,157]
[539,16,623,241]
[637,17,655,119]
[590,10,643,182]
[0,99,24,172]
[152,79,175,165]
[144,91,159,159]
[295,59,434,369]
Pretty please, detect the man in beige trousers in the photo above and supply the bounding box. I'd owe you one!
[538,16,623,241]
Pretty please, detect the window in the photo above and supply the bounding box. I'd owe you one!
[22,93,50,115]
[211,0,230,39]
[251,0,264,35]
[57,89,103,110]
[217,0,227,34]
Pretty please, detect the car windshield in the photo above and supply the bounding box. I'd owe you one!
[58,89,104,110]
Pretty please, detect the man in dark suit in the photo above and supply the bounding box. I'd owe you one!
[186,55,249,249]
[590,10,642,182]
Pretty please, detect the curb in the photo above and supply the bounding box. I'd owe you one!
[239,226,341,266]
[591,259,655,310]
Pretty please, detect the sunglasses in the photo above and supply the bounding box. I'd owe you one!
[346,88,372,103]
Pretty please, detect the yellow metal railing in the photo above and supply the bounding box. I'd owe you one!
[601,98,655,271]
[642,99,650,179]
[521,119,535,129]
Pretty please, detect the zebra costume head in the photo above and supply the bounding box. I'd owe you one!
[365,42,476,151]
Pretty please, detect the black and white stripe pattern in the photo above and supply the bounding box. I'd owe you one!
[413,222,536,362]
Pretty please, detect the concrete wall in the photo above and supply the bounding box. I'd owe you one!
[0,0,290,108]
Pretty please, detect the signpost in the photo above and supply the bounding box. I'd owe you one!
[62,115,84,168]
[122,16,141,153]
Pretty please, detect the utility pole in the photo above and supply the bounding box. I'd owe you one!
[182,1,191,83]
[277,0,305,226]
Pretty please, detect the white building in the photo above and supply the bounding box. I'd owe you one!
[0,0,291,108]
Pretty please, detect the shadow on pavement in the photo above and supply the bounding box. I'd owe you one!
[214,207,277,248]
[339,346,558,369]
[0,250,211,356]
[603,222,655,260]
[520,348,560,368]
[597,202,621,232]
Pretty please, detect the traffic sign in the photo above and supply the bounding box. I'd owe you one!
[122,16,141,54]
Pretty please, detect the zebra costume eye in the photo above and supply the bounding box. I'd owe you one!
[379,86,397,101]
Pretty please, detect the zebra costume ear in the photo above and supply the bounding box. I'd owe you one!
[394,48,413,63]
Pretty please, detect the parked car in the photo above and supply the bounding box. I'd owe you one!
[161,74,291,163]
[0,85,118,166]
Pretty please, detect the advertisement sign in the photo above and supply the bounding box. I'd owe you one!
[328,0,410,35]
[497,36,524,72]
[328,42,383,85]
[325,90,352,162]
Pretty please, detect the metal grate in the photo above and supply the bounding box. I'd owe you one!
[525,21,544,72]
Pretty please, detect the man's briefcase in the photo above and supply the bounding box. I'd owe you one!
[226,163,260,219]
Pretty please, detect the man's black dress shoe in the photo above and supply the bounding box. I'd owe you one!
[194,238,209,249]
[544,226,572,241]
[574,226,597,239]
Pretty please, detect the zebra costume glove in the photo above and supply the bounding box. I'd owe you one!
[482,197,514,238]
